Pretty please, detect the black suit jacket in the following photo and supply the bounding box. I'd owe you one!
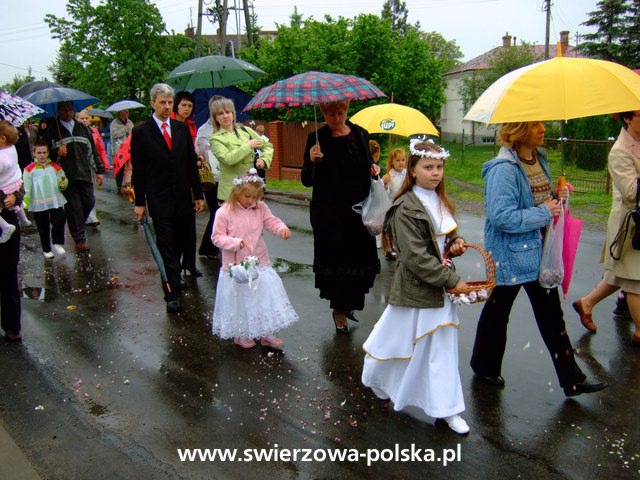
[131,117,203,218]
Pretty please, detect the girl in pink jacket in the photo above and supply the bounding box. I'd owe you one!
[212,169,299,349]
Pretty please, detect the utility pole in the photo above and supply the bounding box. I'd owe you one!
[244,0,252,47]
[195,0,204,57]
[544,0,551,59]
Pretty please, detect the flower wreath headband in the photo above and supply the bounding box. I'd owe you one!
[409,138,450,160]
[232,168,265,187]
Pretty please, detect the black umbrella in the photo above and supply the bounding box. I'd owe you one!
[14,80,64,97]
[139,214,171,293]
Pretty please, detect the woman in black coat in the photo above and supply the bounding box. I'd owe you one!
[301,101,381,334]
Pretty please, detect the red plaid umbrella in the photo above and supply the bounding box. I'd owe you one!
[113,134,131,175]
[242,71,386,111]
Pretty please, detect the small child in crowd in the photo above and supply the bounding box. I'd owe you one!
[211,169,299,349]
[22,141,68,258]
[362,140,471,435]
[0,120,31,243]
[381,147,407,259]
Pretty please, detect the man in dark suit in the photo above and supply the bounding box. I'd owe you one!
[131,83,204,312]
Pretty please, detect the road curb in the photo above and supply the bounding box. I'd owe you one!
[0,419,41,480]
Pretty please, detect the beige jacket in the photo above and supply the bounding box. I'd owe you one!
[603,127,640,279]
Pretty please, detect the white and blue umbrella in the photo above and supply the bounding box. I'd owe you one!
[106,100,145,112]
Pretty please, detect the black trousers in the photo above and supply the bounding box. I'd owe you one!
[0,210,21,334]
[179,211,197,273]
[152,213,192,302]
[470,281,586,388]
[198,186,219,257]
[33,207,66,252]
[62,180,95,243]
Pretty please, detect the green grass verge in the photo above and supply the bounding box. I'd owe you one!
[266,143,612,227]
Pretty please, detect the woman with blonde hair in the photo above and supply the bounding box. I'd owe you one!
[470,121,607,397]
[209,97,273,203]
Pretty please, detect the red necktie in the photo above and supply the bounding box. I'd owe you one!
[161,122,172,150]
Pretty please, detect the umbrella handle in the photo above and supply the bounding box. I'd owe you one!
[314,104,319,145]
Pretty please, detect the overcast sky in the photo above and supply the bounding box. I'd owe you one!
[1,0,600,86]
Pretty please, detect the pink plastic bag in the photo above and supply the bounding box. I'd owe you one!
[561,196,583,299]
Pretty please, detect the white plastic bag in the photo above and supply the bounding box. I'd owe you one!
[353,179,393,236]
[539,207,565,289]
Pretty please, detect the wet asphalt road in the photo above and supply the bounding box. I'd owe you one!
[1,178,639,480]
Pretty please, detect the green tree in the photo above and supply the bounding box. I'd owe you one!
[45,0,195,108]
[420,32,463,75]
[623,0,640,66]
[239,13,456,121]
[2,74,35,94]
[579,0,630,63]
[381,0,409,35]
[457,41,540,112]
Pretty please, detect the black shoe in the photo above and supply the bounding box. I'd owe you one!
[5,331,22,342]
[332,311,349,335]
[166,299,182,313]
[474,373,505,387]
[346,311,359,322]
[179,280,191,290]
[564,381,608,397]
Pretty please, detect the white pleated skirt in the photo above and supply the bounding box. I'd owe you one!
[362,299,465,419]
[212,265,299,339]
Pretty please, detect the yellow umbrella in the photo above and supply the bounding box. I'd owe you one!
[350,103,439,136]
[464,56,640,124]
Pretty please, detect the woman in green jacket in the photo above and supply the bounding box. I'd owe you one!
[209,98,273,202]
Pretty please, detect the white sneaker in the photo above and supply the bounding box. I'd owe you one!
[19,218,32,228]
[443,415,469,435]
[52,244,66,255]
[0,224,16,244]
[43,251,55,259]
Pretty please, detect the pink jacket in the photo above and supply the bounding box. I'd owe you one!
[212,200,288,271]
[90,126,110,170]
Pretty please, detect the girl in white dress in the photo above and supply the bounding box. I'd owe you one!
[211,169,299,349]
[381,147,407,259]
[362,140,471,435]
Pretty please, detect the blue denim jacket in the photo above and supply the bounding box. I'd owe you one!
[482,147,553,285]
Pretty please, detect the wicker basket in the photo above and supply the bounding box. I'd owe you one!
[444,243,496,305]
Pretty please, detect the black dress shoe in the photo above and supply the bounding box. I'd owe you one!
[345,311,359,322]
[166,299,182,312]
[564,381,608,397]
[332,311,349,335]
[474,373,505,386]
[5,331,22,342]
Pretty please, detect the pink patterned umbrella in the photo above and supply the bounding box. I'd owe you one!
[0,89,44,126]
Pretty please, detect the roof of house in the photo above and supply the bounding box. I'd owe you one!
[445,42,584,76]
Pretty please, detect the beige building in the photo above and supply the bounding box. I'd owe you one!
[440,31,581,144]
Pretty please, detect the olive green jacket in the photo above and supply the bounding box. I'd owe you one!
[385,190,461,308]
